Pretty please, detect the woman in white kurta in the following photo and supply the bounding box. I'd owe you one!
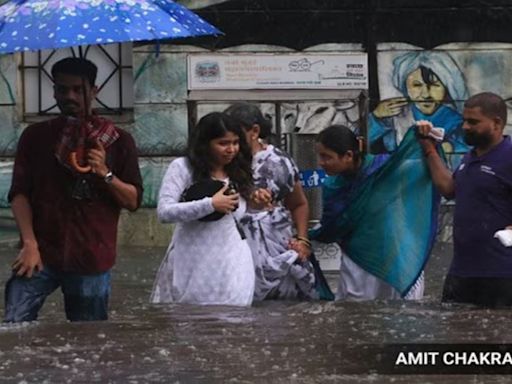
[150,112,255,306]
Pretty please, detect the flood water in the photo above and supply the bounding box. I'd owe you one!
[1,241,512,383]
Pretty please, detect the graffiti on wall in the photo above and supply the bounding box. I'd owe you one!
[280,101,360,134]
[369,49,468,157]
[371,43,512,160]
[0,56,15,105]
[197,100,361,136]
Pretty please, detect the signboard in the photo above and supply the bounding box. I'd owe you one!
[188,54,368,90]
[299,169,326,189]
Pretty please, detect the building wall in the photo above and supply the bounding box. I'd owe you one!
[2,1,512,247]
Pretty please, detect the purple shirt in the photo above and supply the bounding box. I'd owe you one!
[451,136,512,277]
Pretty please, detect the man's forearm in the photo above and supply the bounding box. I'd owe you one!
[11,194,38,246]
[425,152,455,199]
[106,176,139,211]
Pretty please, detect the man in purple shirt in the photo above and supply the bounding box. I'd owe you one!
[418,92,512,307]
[4,57,143,322]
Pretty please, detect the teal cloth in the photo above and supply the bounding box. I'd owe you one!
[309,128,440,296]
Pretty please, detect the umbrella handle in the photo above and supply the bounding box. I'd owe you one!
[69,151,92,173]
[69,115,92,173]
[69,69,92,174]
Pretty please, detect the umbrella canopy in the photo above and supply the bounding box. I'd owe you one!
[0,0,221,54]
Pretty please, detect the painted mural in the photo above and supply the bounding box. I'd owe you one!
[372,43,512,159]
[0,55,15,105]
[280,101,360,134]
[196,100,360,136]
[370,49,468,156]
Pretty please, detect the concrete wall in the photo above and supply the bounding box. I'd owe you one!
[0,1,507,275]
[0,41,510,247]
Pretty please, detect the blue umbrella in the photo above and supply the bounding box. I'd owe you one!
[0,0,221,173]
[0,0,221,54]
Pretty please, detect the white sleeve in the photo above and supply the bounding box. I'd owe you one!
[157,158,216,223]
[232,195,247,221]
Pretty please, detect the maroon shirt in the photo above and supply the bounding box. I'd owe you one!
[9,117,143,274]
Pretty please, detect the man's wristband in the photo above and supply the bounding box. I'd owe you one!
[104,171,114,184]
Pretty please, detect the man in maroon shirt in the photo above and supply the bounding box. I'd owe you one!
[4,57,143,322]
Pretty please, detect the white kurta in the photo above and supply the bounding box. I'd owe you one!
[150,158,255,307]
[336,250,424,301]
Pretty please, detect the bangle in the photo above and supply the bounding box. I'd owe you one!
[295,236,312,248]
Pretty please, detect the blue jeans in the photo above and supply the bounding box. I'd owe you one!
[4,266,111,322]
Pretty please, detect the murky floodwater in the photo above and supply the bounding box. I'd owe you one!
[1,242,512,383]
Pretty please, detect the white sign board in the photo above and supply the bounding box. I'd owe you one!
[188,54,368,90]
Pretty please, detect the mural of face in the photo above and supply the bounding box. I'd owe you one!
[405,68,446,115]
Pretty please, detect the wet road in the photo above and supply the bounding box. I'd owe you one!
[1,242,512,383]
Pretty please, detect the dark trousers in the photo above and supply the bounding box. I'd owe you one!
[442,274,512,308]
[4,266,111,322]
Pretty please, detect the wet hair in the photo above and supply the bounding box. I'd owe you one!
[316,125,362,162]
[51,57,98,87]
[224,103,273,139]
[187,112,253,196]
[464,92,507,126]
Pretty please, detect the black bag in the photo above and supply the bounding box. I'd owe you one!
[181,179,237,222]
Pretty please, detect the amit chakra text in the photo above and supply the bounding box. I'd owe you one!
[396,351,512,366]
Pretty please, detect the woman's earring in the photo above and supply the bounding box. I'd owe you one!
[357,136,365,153]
